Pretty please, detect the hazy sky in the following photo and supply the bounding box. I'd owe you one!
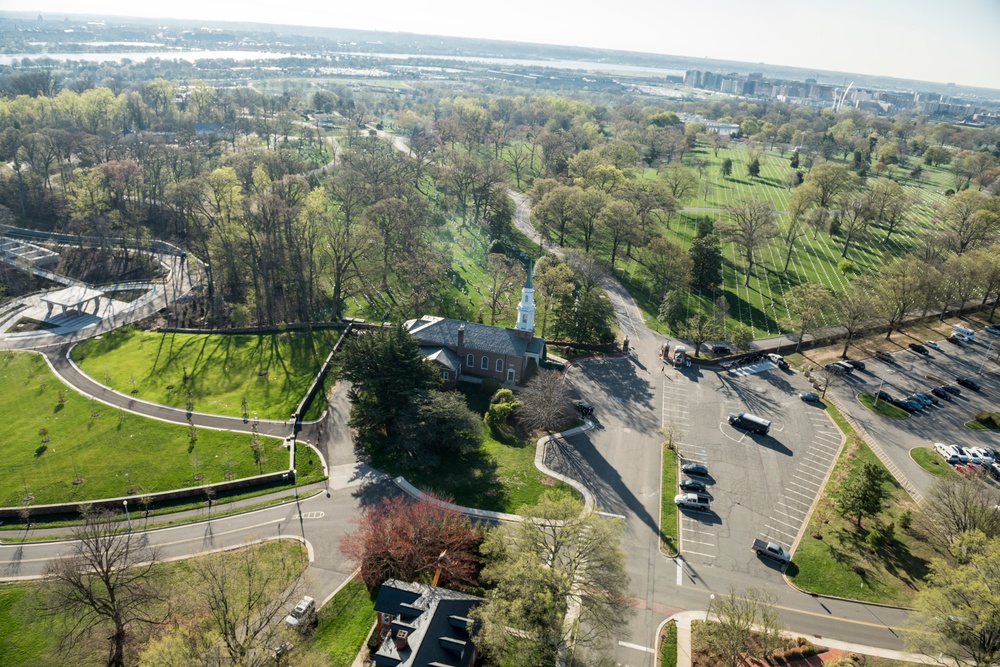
[7,0,1000,90]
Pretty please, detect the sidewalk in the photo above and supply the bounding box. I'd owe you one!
[667,611,941,667]
[0,463,382,540]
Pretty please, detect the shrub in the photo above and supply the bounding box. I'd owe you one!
[480,378,501,396]
[898,510,912,531]
[491,388,515,405]
[837,259,855,275]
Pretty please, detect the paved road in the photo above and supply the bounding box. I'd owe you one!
[509,186,912,664]
[1,466,394,604]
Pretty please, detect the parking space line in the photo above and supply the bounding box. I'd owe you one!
[788,481,817,494]
[764,527,797,541]
[683,550,716,558]
[785,488,814,502]
[768,515,800,529]
[683,539,717,547]
[796,470,826,483]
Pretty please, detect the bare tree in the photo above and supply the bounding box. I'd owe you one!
[915,475,1000,548]
[562,248,607,295]
[700,586,787,667]
[44,510,164,667]
[516,370,573,432]
[485,253,525,325]
[191,540,309,667]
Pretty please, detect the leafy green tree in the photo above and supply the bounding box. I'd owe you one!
[730,324,754,353]
[658,290,688,330]
[532,256,575,338]
[905,532,1000,667]
[642,236,693,301]
[398,390,483,470]
[679,313,723,358]
[472,494,632,667]
[688,234,723,289]
[746,157,761,180]
[552,288,615,345]
[836,461,890,528]
[718,197,778,287]
[720,158,733,178]
[341,325,440,455]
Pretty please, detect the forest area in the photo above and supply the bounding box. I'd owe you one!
[1,66,1000,345]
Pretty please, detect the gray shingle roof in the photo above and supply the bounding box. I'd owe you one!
[406,316,543,358]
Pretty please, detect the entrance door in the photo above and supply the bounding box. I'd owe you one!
[506,368,515,383]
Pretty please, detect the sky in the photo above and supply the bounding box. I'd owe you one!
[6,0,1000,90]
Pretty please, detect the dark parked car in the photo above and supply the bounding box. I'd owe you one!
[573,400,595,416]
[679,479,707,492]
[875,390,894,403]
[891,399,914,413]
[845,359,866,370]
[931,387,953,401]
[908,343,930,355]
[682,463,709,476]
[711,344,732,355]
[942,384,962,396]
[915,392,939,406]
[986,324,1000,335]
[800,392,821,403]
[947,336,964,346]
[824,362,848,375]
[956,377,982,391]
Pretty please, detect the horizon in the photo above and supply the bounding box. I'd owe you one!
[2,0,998,91]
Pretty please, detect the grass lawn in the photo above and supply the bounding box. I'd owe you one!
[787,437,944,606]
[71,327,342,420]
[660,445,679,556]
[0,352,310,506]
[857,392,910,419]
[910,447,957,479]
[309,578,376,666]
[372,383,579,514]
[659,620,678,667]
[0,539,307,667]
[967,418,1000,430]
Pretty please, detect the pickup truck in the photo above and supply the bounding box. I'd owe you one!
[751,538,790,564]
[674,493,710,511]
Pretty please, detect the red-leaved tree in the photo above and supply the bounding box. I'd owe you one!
[340,494,483,590]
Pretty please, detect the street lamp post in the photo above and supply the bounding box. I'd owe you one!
[873,375,887,408]
[978,340,995,375]
[707,593,716,621]
[123,500,133,532]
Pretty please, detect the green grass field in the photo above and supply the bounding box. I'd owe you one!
[659,621,678,667]
[788,438,942,606]
[618,142,962,338]
[309,578,377,666]
[373,384,578,513]
[71,327,341,420]
[0,540,307,667]
[0,352,306,506]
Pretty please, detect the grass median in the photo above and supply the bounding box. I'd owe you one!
[660,444,679,556]
[659,620,678,667]
[910,447,957,478]
[857,392,910,419]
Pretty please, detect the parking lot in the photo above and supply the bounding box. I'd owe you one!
[826,331,999,497]
[673,360,844,578]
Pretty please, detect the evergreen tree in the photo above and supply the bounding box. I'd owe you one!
[688,234,723,289]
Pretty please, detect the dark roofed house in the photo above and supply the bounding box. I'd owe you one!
[405,261,543,387]
[373,580,482,667]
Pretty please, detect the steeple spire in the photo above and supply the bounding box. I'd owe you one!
[515,260,535,333]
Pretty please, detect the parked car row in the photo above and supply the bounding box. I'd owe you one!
[875,383,968,413]
[676,462,711,511]
[933,443,1000,479]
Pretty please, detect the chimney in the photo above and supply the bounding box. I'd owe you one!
[457,324,465,350]
[395,629,409,651]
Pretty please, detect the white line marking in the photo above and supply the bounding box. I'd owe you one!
[768,516,799,529]
[683,549,716,558]
[618,641,656,654]
[683,539,717,547]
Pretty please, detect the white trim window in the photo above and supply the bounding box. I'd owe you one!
[496,358,504,372]
[466,354,474,367]
[481,356,489,370]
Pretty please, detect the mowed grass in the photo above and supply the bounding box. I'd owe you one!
[0,352,294,506]
[660,445,678,556]
[857,392,910,419]
[71,327,341,420]
[910,447,957,478]
[309,578,376,666]
[0,539,307,667]
[622,142,959,338]
[788,438,942,606]
[375,384,579,513]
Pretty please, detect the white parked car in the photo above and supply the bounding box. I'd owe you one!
[285,596,316,630]
[925,341,941,350]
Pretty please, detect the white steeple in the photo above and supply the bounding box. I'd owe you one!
[515,260,535,333]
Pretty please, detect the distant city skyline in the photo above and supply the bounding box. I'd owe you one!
[4,0,1000,91]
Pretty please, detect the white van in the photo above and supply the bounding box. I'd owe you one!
[952,325,975,341]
